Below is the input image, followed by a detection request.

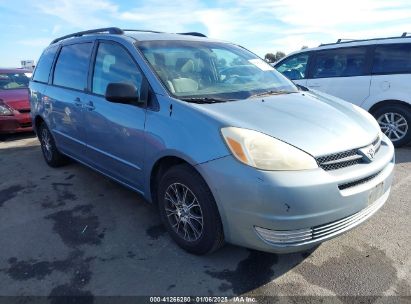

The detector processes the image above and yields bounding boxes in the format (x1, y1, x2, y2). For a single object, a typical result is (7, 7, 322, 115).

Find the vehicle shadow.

(0, 131, 36, 142)
(395, 145, 411, 164)
(0, 144, 315, 298)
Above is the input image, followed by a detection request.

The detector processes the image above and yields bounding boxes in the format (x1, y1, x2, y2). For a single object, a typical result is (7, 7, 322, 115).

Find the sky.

(1, 0, 411, 67)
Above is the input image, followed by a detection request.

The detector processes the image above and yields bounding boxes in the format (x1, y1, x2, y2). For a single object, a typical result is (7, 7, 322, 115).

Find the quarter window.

(33, 45, 58, 83)
(276, 53, 309, 80)
(92, 42, 143, 96)
(53, 43, 93, 91)
(312, 47, 367, 78)
(372, 44, 411, 74)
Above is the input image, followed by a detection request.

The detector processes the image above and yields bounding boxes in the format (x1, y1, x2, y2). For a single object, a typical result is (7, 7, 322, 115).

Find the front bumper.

(0, 112, 32, 134)
(196, 136, 395, 253)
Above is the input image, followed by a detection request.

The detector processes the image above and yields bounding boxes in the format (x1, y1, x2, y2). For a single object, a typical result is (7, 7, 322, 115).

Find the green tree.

(264, 53, 276, 63)
(275, 51, 286, 61)
(265, 52, 286, 63)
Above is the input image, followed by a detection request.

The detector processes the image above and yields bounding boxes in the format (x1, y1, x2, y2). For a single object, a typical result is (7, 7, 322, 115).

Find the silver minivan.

(30, 28, 394, 255)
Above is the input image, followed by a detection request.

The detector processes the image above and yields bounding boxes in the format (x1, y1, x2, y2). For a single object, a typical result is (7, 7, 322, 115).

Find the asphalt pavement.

(0, 133, 410, 303)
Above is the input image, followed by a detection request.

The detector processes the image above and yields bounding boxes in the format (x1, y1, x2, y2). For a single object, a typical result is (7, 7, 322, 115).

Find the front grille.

(316, 149, 362, 170)
(316, 136, 381, 171)
(338, 171, 382, 190)
(18, 109, 31, 113)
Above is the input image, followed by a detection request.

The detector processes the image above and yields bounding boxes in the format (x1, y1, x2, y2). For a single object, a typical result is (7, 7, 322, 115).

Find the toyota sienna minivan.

(30, 28, 394, 255)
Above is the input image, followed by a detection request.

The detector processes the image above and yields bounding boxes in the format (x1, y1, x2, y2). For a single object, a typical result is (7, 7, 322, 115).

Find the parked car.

(30, 28, 394, 255)
(275, 33, 411, 147)
(0, 68, 32, 135)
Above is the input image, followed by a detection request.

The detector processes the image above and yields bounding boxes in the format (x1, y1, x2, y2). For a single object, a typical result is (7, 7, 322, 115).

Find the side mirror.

(105, 83, 142, 105)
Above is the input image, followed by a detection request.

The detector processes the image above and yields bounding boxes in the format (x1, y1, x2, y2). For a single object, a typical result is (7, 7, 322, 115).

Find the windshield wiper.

(180, 97, 235, 104)
(249, 90, 296, 98)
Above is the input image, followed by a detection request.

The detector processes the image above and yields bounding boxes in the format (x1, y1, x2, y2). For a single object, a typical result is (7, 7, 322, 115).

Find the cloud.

(22, 0, 411, 57)
(52, 24, 62, 35)
(35, 0, 118, 28)
(116, 1, 246, 40)
(17, 38, 51, 47)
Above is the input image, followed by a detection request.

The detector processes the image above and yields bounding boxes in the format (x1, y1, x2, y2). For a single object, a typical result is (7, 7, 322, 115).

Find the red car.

(0, 68, 33, 134)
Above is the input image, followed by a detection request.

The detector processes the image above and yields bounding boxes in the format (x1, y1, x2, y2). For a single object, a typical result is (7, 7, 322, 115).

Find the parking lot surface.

(0, 133, 410, 302)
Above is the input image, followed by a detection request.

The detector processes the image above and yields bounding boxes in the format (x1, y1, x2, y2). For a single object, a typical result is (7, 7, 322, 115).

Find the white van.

(274, 33, 411, 147)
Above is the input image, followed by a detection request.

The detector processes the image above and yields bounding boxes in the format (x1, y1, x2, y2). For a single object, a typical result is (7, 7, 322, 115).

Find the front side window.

(138, 41, 297, 101)
(372, 44, 411, 74)
(0, 72, 30, 90)
(275, 53, 309, 80)
(33, 45, 58, 83)
(53, 43, 93, 91)
(92, 42, 143, 96)
(312, 47, 367, 78)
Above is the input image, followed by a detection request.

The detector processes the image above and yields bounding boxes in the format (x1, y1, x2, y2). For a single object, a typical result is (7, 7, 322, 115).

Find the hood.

(193, 92, 379, 157)
(0, 89, 30, 110)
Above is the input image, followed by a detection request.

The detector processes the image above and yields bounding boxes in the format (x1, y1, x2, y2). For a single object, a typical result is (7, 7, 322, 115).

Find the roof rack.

(124, 29, 207, 37)
(336, 38, 358, 43)
(50, 27, 123, 44)
(177, 32, 207, 37)
(123, 29, 164, 34)
(50, 27, 207, 45)
(319, 32, 411, 47)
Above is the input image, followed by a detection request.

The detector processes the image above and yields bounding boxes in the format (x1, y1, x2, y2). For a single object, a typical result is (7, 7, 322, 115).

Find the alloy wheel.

(164, 182, 204, 242)
(377, 112, 408, 142)
(40, 128, 52, 161)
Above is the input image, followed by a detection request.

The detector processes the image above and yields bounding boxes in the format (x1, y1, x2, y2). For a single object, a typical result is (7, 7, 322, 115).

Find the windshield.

(0, 72, 30, 90)
(138, 41, 297, 101)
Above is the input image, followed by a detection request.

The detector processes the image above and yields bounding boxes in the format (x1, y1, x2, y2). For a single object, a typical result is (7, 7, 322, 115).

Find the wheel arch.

(368, 99, 411, 114)
(34, 115, 46, 134)
(149, 155, 198, 206)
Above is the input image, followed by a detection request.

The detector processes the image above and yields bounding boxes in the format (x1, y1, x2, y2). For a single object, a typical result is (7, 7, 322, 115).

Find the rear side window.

(275, 53, 309, 80)
(312, 47, 367, 78)
(372, 44, 411, 74)
(33, 46, 58, 83)
(53, 43, 93, 91)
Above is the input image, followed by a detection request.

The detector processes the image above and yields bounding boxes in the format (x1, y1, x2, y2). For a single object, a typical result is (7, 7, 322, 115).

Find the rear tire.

(158, 164, 224, 255)
(372, 104, 411, 147)
(38, 122, 69, 167)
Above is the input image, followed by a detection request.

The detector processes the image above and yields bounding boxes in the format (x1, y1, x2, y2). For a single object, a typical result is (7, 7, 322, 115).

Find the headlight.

(221, 127, 318, 170)
(0, 104, 13, 116)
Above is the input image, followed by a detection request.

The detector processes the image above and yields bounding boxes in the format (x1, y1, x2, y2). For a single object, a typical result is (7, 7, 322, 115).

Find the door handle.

(84, 101, 95, 111)
(74, 98, 83, 107)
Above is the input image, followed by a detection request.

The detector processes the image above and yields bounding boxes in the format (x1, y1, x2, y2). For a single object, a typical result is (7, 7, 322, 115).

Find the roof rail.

(123, 29, 164, 34)
(50, 27, 124, 45)
(50, 27, 208, 45)
(336, 38, 357, 43)
(124, 29, 207, 37)
(319, 32, 411, 47)
(177, 32, 207, 37)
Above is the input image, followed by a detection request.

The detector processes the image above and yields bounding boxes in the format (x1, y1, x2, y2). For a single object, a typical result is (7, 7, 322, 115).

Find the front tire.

(158, 164, 224, 255)
(373, 104, 411, 147)
(38, 122, 69, 167)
